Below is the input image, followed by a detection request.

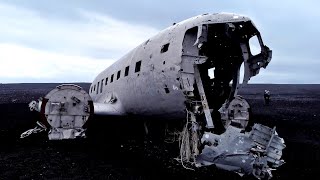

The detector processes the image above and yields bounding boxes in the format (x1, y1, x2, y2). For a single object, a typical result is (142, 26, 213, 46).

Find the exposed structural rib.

(194, 65, 214, 129)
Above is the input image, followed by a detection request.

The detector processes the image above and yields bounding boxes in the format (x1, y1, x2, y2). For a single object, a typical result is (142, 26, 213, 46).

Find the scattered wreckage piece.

(178, 96, 285, 179)
(196, 123, 285, 179)
(20, 121, 47, 138)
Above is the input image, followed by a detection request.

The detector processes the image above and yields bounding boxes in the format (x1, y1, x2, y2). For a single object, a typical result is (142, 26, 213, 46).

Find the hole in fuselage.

(161, 43, 170, 53)
(164, 87, 170, 94)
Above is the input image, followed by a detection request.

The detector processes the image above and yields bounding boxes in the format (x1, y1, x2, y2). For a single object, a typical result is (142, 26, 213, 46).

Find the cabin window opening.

(111, 74, 114, 83)
(97, 82, 100, 94)
(100, 79, 104, 93)
(249, 35, 261, 56)
(94, 85, 96, 91)
(90, 86, 93, 93)
(135, 61, 142, 73)
(125, 66, 129, 76)
(161, 43, 170, 53)
(105, 77, 108, 85)
(117, 70, 121, 80)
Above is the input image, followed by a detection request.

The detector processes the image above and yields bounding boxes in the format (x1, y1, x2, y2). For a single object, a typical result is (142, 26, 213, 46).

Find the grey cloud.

(1, 0, 319, 83)
(0, 0, 248, 28)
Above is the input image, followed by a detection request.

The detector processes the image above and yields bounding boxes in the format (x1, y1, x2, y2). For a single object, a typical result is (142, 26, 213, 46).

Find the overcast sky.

(0, 0, 318, 84)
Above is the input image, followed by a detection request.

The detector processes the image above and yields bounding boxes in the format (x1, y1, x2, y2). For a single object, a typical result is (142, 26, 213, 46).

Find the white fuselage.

(88, 13, 264, 120)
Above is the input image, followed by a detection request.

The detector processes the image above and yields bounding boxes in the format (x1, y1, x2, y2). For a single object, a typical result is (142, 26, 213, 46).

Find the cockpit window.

(249, 35, 261, 56)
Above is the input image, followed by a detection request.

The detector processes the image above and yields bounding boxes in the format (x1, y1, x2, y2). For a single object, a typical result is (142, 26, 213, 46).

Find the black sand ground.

(0, 83, 319, 179)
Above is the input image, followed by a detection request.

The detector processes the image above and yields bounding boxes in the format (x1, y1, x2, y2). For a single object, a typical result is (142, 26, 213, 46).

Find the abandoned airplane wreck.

(22, 13, 285, 179)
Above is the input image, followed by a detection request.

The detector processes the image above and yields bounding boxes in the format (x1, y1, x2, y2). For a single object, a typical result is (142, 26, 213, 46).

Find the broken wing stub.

(196, 124, 285, 179)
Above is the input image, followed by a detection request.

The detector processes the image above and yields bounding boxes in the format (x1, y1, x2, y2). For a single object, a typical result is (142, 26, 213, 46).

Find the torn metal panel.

(250, 124, 286, 168)
(242, 36, 272, 85)
(194, 24, 208, 46)
(194, 65, 214, 129)
(197, 124, 285, 179)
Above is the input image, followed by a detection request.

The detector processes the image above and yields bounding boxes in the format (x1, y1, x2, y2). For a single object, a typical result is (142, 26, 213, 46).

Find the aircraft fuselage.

(89, 13, 271, 123)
